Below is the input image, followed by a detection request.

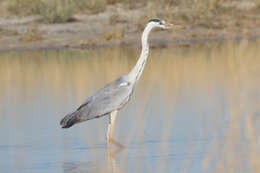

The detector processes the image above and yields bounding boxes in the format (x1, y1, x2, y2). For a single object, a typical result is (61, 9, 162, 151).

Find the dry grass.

(74, 0, 107, 14)
(101, 27, 125, 41)
(109, 12, 127, 25)
(3, 0, 106, 22)
(6, 0, 43, 16)
(39, 0, 76, 23)
(1, 0, 260, 29)
(136, 0, 260, 30)
(0, 27, 18, 38)
(79, 39, 98, 47)
(19, 25, 43, 42)
(5, 0, 76, 23)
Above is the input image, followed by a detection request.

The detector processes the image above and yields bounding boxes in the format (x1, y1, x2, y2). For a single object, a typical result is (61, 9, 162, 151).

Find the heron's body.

(60, 75, 133, 128)
(60, 18, 185, 145)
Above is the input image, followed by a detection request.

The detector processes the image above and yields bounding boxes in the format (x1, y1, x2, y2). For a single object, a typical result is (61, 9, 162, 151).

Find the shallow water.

(1, 39, 260, 173)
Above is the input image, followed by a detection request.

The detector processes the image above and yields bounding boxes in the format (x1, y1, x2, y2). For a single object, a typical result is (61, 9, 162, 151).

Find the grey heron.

(60, 18, 185, 145)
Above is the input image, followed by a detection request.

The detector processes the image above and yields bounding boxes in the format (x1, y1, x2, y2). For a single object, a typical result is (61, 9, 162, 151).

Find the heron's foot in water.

(107, 137, 125, 149)
(107, 138, 126, 161)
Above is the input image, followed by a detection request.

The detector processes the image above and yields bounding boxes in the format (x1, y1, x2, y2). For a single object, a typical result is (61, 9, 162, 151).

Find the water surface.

(1, 40, 260, 173)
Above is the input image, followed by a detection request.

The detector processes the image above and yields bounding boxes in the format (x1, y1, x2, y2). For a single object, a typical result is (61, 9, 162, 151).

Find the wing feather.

(75, 76, 132, 121)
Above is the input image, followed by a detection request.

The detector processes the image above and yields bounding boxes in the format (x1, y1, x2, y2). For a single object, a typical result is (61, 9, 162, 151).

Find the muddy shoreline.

(0, 33, 259, 53)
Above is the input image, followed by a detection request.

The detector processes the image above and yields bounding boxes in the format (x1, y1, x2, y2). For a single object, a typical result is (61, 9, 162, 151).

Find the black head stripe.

(149, 18, 161, 23)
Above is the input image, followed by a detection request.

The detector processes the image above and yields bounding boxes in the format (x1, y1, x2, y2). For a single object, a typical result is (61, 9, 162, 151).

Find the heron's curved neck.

(128, 24, 154, 83)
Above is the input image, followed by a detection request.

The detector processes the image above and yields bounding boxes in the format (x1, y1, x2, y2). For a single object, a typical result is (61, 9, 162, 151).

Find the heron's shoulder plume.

(149, 18, 161, 23)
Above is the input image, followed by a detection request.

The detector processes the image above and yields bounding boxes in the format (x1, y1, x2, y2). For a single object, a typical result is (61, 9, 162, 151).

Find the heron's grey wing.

(76, 76, 133, 121)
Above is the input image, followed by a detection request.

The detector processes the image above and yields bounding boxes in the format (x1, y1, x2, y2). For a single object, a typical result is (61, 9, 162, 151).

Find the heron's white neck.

(128, 23, 154, 83)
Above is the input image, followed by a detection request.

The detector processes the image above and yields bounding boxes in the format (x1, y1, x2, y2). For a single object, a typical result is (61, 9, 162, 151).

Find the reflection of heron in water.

(60, 18, 185, 147)
(63, 146, 125, 173)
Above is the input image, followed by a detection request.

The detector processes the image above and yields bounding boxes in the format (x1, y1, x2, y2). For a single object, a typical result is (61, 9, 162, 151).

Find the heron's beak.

(164, 23, 185, 30)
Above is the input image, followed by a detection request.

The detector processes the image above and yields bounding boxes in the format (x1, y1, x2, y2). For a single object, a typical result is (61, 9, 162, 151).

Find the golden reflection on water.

(0, 39, 260, 172)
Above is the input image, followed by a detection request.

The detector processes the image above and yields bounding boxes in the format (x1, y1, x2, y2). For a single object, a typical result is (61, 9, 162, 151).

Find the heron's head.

(148, 18, 185, 30)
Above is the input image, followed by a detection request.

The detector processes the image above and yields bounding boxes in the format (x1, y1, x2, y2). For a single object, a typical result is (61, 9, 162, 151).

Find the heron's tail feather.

(60, 111, 80, 128)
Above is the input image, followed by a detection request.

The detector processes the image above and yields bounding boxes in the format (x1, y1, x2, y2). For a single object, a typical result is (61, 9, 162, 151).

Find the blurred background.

(0, 0, 260, 50)
(0, 0, 260, 173)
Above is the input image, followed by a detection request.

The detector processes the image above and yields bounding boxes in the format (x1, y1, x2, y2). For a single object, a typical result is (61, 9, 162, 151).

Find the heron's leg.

(106, 110, 118, 143)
